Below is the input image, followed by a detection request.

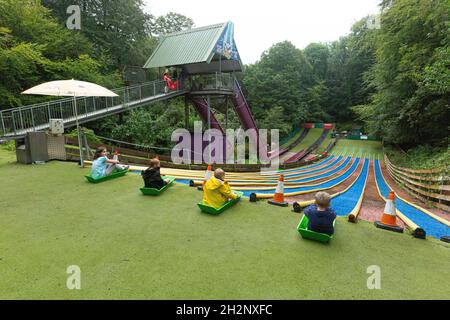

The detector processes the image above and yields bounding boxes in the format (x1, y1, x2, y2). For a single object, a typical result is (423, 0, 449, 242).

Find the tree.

(353, 0, 450, 146)
(41, 0, 154, 67)
(258, 106, 291, 135)
(41, 2, 195, 68)
(0, 0, 121, 110)
(304, 43, 329, 81)
(151, 12, 194, 36)
(320, 16, 378, 124)
(111, 98, 186, 149)
(242, 41, 317, 132)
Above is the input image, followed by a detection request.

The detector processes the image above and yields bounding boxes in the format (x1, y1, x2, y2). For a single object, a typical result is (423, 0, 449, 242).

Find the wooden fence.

(384, 155, 450, 212)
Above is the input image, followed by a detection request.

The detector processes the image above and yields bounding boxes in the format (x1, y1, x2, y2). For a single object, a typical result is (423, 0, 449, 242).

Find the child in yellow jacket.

(203, 168, 238, 208)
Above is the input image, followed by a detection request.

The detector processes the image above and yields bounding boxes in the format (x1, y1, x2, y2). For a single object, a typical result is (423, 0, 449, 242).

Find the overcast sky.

(144, 0, 381, 64)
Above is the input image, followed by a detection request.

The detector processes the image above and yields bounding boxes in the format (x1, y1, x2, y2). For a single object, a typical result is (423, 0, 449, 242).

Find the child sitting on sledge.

(141, 158, 170, 190)
(91, 146, 129, 179)
(303, 192, 336, 236)
(203, 168, 238, 209)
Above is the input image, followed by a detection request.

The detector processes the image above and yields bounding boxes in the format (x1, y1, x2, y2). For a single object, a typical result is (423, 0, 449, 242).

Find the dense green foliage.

(353, 0, 449, 147)
(41, 1, 194, 68)
(151, 12, 195, 36)
(0, 0, 122, 109)
(385, 144, 450, 170)
(41, 0, 154, 68)
(66, 127, 102, 144)
(0, 139, 15, 151)
(111, 99, 186, 149)
(242, 41, 320, 135)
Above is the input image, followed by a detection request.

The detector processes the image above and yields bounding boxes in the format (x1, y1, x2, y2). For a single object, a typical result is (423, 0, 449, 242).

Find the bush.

(0, 140, 15, 151)
(66, 127, 102, 144)
(385, 144, 449, 170)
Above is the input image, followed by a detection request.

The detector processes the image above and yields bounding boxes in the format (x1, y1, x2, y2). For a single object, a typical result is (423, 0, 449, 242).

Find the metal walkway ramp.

(0, 80, 185, 138)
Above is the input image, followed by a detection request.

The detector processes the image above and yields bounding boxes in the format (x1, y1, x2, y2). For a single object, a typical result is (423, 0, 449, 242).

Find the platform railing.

(190, 72, 235, 91)
(0, 79, 182, 138)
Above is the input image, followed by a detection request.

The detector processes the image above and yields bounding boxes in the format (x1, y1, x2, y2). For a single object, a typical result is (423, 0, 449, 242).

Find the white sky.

(144, 0, 381, 64)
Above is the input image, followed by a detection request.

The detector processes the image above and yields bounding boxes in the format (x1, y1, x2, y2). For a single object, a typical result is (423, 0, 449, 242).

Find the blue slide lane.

(282, 156, 344, 179)
(140, 157, 345, 187)
(238, 157, 349, 185)
(279, 156, 336, 173)
(174, 179, 192, 185)
(374, 160, 450, 239)
(287, 157, 351, 183)
(178, 156, 344, 186)
(240, 158, 361, 196)
(225, 156, 346, 184)
(331, 158, 369, 216)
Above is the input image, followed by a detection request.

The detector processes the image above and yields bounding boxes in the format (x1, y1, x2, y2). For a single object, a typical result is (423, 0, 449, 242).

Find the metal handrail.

(190, 72, 235, 91)
(0, 79, 183, 137)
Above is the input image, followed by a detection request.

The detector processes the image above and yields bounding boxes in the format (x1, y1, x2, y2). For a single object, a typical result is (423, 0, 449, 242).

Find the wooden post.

(184, 94, 189, 130)
(207, 95, 211, 131)
(225, 96, 228, 131)
(1, 112, 6, 136)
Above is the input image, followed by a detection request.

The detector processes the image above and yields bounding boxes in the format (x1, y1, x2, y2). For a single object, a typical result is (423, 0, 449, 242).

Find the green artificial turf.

(331, 139, 383, 159)
(316, 133, 333, 154)
(290, 128, 323, 153)
(281, 129, 302, 148)
(0, 148, 449, 299)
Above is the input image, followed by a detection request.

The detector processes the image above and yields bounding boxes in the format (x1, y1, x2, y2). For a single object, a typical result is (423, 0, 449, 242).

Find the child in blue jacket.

(304, 192, 336, 236)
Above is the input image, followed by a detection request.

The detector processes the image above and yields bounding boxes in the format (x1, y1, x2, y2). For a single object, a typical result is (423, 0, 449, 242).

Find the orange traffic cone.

(268, 174, 288, 207)
(375, 191, 404, 233)
(197, 164, 213, 190)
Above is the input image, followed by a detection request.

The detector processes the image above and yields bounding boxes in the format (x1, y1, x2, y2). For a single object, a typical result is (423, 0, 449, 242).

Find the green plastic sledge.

(297, 215, 336, 243)
(85, 169, 128, 183)
(197, 191, 243, 215)
(140, 176, 176, 196)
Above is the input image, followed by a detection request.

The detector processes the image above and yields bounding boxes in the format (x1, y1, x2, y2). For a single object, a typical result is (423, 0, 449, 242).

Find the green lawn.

(0, 148, 449, 299)
(331, 139, 383, 159)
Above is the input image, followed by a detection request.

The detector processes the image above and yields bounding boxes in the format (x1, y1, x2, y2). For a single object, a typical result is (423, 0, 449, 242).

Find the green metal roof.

(143, 22, 243, 74)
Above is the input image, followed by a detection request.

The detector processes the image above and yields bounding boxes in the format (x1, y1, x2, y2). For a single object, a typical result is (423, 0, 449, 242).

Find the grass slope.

(0, 149, 449, 299)
(332, 139, 383, 159)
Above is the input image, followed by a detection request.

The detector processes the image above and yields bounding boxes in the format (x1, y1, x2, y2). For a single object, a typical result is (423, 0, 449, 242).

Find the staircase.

(0, 80, 185, 138)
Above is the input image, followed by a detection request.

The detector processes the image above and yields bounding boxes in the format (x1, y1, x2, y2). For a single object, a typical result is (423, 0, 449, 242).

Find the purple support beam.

(190, 96, 224, 134)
